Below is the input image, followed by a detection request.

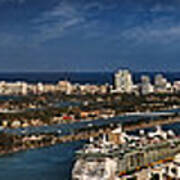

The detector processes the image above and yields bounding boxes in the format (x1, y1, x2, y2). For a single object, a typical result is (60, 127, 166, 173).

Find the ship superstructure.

(72, 125, 180, 180)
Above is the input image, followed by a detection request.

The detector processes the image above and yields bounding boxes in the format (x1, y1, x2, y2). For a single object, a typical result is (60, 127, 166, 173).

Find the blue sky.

(0, 0, 180, 72)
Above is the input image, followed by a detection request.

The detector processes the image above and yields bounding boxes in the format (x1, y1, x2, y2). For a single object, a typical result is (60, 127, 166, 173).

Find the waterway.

(0, 140, 85, 180)
(0, 109, 180, 180)
(0, 123, 180, 180)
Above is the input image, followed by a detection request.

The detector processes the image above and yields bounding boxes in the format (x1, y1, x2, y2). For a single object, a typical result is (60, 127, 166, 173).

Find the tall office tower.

(114, 69, 133, 93)
(141, 75, 154, 95)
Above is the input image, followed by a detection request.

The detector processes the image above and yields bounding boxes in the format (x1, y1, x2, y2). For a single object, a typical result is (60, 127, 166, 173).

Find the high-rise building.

(154, 74, 172, 93)
(140, 75, 154, 95)
(114, 69, 133, 93)
(155, 74, 167, 89)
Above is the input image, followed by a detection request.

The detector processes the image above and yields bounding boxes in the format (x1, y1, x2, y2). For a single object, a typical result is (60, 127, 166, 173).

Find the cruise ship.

(72, 125, 180, 180)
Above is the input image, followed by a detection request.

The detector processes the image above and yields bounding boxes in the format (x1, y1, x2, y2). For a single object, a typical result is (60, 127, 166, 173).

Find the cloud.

(31, 1, 85, 42)
(2, 0, 180, 47)
(30, 0, 180, 46)
(149, 4, 176, 13)
(0, 0, 117, 47)
(30, 0, 117, 43)
(121, 15, 180, 45)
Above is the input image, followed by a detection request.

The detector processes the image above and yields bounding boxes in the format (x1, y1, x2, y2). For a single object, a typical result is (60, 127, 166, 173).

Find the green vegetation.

(0, 92, 179, 128)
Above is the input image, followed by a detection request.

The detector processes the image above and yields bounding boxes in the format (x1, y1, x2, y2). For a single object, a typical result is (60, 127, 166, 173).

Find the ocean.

(0, 72, 179, 84)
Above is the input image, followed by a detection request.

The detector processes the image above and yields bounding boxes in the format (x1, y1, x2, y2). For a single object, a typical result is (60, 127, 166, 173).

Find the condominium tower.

(114, 69, 133, 93)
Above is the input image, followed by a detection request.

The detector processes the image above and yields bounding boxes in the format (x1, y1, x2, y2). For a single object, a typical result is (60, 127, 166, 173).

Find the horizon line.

(0, 70, 179, 73)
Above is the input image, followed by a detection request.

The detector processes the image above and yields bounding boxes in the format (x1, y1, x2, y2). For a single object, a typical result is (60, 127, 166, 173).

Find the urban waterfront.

(1, 0, 180, 179)
(0, 122, 179, 180)
(0, 71, 178, 179)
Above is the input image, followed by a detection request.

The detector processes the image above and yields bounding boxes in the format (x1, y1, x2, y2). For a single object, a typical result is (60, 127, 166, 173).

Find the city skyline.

(0, 0, 180, 72)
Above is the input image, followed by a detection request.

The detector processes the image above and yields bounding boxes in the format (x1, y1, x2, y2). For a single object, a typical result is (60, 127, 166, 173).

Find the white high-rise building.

(155, 74, 167, 90)
(141, 75, 154, 95)
(154, 74, 172, 93)
(114, 69, 133, 93)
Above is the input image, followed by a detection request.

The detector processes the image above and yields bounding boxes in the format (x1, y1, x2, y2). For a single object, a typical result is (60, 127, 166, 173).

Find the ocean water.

(0, 141, 85, 180)
(0, 72, 179, 84)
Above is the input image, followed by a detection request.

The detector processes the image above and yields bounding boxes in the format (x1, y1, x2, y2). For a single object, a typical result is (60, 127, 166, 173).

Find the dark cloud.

(0, 0, 179, 71)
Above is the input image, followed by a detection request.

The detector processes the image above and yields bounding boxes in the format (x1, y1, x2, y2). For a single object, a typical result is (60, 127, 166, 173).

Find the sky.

(0, 0, 180, 72)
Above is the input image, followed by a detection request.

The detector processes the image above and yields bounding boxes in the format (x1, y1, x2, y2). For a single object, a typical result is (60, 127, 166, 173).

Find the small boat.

(87, 123, 93, 127)
(57, 130, 62, 134)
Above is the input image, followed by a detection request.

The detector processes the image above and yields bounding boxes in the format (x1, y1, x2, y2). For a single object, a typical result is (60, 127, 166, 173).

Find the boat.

(72, 125, 180, 180)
